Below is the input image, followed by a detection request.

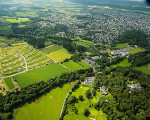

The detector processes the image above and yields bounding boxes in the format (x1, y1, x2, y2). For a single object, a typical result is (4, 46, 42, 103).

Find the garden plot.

(0, 42, 53, 76)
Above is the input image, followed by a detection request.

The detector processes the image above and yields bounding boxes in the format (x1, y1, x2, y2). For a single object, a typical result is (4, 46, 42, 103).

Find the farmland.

(47, 48, 72, 62)
(4, 77, 15, 90)
(0, 42, 53, 76)
(41, 45, 62, 54)
(16, 11, 39, 18)
(63, 60, 91, 71)
(14, 63, 70, 88)
(14, 81, 77, 120)
(64, 83, 107, 120)
(75, 40, 94, 48)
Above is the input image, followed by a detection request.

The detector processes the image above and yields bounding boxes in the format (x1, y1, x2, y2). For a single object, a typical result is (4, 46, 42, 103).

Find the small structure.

(92, 56, 100, 60)
(84, 58, 96, 67)
(127, 84, 143, 91)
(84, 77, 95, 86)
(101, 86, 108, 95)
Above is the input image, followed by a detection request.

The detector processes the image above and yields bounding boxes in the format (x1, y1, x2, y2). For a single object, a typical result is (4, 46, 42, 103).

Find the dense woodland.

(93, 66, 150, 120)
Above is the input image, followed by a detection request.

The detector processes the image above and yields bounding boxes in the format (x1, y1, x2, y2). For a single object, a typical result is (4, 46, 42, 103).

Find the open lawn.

(64, 83, 107, 120)
(4, 77, 15, 90)
(6, 18, 29, 23)
(14, 81, 77, 120)
(16, 12, 38, 17)
(135, 66, 150, 75)
(147, 53, 150, 57)
(129, 47, 145, 54)
(47, 48, 72, 62)
(63, 60, 91, 71)
(115, 43, 127, 49)
(75, 40, 94, 48)
(14, 63, 70, 88)
(41, 45, 62, 54)
(111, 59, 131, 68)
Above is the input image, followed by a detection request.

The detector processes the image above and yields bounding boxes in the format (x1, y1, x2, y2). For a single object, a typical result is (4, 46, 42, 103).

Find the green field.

(111, 59, 131, 68)
(41, 45, 63, 54)
(75, 40, 94, 48)
(129, 47, 145, 54)
(6, 18, 29, 23)
(16, 11, 38, 17)
(14, 63, 70, 88)
(63, 60, 91, 71)
(47, 48, 72, 62)
(115, 43, 127, 49)
(4, 77, 15, 90)
(135, 66, 150, 75)
(64, 83, 107, 120)
(14, 81, 77, 120)
(147, 53, 150, 57)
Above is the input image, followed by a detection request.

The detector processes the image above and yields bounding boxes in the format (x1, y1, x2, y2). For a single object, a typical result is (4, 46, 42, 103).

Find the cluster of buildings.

(111, 50, 129, 57)
(127, 84, 144, 91)
(84, 58, 96, 67)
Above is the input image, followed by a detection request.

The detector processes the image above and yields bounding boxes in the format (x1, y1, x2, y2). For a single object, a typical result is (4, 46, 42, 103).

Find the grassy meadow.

(135, 66, 150, 75)
(41, 45, 62, 54)
(16, 11, 38, 17)
(64, 83, 107, 120)
(75, 40, 94, 48)
(47, 48, 72, 62)
(14, 63, 70, 88)
(14, 81, 77, 120)
(4, 77, 15, 90)
(6, 18, 29, 23)
(115, 43, 127, 49)
(129, 47, 145, 54)
(111, 59, 131, 68)
(63, 60, 91, 71)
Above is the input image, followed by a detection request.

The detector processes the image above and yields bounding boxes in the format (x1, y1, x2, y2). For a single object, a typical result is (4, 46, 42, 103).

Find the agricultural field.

(14, 81, 77, 120)
(128, 47, 146, 54)
(75, 40, 94, 48)
(41, 45, 63, 54)
(115, 43, 127, 49)
(14, 63, 70, 88)
(135, 66, 150, 75)
(64, 83, 107, 120)
(6, 18, 30, 23)
(111, 59, 131, 68)
(0, 42, 53, 76)
(47, 48, 72, 62)
(63, 60, 91, 71)
(147, 53, 150, 57)
(4, 77, 15, 90)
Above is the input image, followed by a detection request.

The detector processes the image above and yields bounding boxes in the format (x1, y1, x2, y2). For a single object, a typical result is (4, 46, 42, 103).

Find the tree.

(83, 108, 90, 117)
(78, 95, 84, 101)
(85, 89, 92, 99)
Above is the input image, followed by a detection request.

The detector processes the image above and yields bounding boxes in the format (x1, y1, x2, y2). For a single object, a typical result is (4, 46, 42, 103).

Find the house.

(127, 84, 143, 91)
(92, 56, 100, 60)
(101, 86, 108, 95)
(84, 77, 95, 86)
(84, 58, 96, 67)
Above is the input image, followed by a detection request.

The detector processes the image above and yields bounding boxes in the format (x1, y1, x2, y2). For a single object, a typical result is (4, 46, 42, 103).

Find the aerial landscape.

(0, 0, 150, 120)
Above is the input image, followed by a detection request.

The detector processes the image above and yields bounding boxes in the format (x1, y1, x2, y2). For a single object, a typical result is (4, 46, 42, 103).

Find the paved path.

(19, 54, 28, 71)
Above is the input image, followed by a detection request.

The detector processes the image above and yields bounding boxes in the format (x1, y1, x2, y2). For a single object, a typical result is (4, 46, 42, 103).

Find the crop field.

(41, 45, 62, 54)
(14, 81, 77, 120)
(129, 47, 146, 54)
(64, 83, 107, 120)
(0, 42, 53, 76)
(75, 40, 94, 48)
(135, 66, 150, 75)
(111, 59, 131, 68)
(63, 60, 91, 71)
(47, 48, 72, 62)
(6, 18, 29, 23)
(14, 63, 70, 88)
(115, 43, 127, 49)
(4, 77, 15, 90)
